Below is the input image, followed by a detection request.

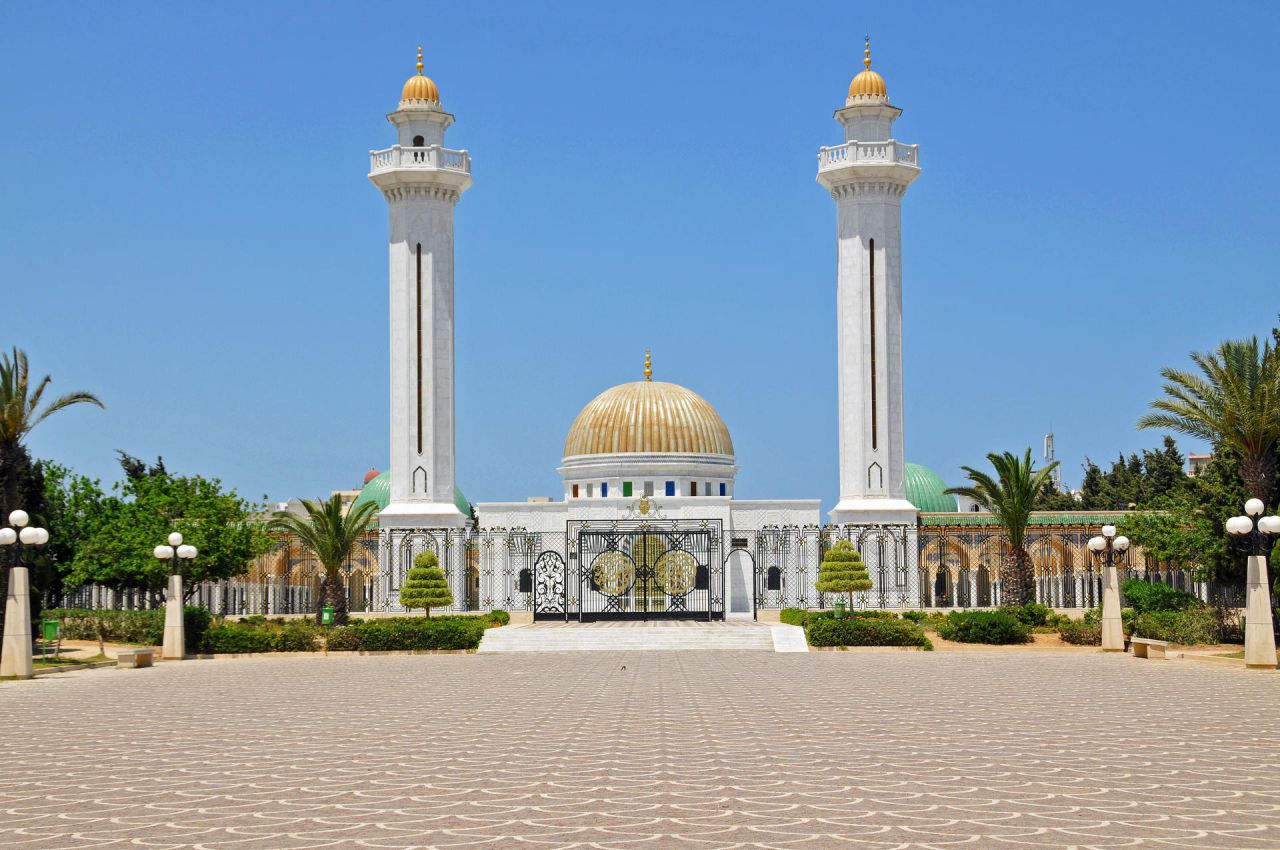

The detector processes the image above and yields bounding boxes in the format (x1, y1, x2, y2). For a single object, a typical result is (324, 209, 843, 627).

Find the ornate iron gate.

(561, 521, 723, 621)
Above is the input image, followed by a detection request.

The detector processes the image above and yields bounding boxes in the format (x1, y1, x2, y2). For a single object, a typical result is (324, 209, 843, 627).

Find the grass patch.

(33, 654, 110, 668)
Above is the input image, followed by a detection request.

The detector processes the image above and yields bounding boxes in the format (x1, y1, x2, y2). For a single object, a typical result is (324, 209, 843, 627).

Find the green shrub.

(201, 624, 274, 654)
(273, 622, 321, 652)
(46, 606, 213, 647)
(806, 617, 930, 648)
(349, 616, 486, 651)
(1058, 620, 1101, 645)
(1122, 580, 1202, 614)
(1131, 608, 1221, 645)
(779, 608, 808, 626)
(815, 540, 873, 607)
(324, 625, 362, 651)
(938, 611, 1032, 644)
(900, 610, 928, 623)
(851, 609, 898, 619)
(1002, 602, 1053, 627)
(400, 552, 454, 615)
(487, 610, 510, 626)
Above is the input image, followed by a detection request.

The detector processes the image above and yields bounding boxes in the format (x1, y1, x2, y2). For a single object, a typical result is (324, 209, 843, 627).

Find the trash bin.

(321, 607, 334, 626)
(833, 601, 847, 619)
(42, 620, 60, 642)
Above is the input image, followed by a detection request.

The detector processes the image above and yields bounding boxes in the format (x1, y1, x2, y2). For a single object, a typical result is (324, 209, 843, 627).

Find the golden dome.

(564, 379, 734, 458)
(401, 45, 441, 103)
(848, 36, 887, 99)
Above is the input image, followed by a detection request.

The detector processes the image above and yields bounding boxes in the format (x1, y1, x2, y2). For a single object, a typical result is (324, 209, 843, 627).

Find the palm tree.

(269, 494, 379, 625)
(0, 347, 104, 508)
(945, 449, 1059, 606)
(1138, 337, 1280, 503)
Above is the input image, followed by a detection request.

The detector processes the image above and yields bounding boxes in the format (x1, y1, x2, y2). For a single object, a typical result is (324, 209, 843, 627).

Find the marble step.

(478, 625, 780, 653)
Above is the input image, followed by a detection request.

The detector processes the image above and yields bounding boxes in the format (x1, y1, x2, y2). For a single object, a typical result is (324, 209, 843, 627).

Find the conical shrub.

(400, 551, 454, 616)
(815, 539, 873, 610)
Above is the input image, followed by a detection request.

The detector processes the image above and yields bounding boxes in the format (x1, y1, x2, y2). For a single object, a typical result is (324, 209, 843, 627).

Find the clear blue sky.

(3, 2, 1278, 512)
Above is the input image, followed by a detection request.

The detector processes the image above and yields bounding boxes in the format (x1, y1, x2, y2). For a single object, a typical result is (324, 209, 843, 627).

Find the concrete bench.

(116, 649, 154, 669)
(1131, 637, 1169, 660)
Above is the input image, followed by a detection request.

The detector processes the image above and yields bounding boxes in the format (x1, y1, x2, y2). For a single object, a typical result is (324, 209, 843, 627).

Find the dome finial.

(416, 44, 424, 75)
(644, 349, 652, 382)
(864, 34, 872, 70)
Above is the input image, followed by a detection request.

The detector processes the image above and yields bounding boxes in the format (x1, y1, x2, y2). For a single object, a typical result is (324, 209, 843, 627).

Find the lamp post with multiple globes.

(153, 532, 197, 660)
(0, 510, 50, 679)
(1087, 524, 1130, 652)
(1226, 499, 1280, 670)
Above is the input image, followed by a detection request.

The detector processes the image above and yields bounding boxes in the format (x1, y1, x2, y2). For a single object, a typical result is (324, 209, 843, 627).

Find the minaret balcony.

(816, 140, 920, 188)
(369, 145, 473, 194)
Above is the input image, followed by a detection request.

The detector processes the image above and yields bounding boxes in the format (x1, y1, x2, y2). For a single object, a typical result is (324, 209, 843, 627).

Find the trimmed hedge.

(1131, 608, 1221, 645)
(202, 623, 275, 653)
(487, 610, 511, 627)
(806, 617, 932, 649)
(46, 606, 212, 650)
(779, 608, 807, 627)
(1122, 579, 1202, 614)
(349, 616, 487, 651)
(1058, 619, 1102, 646)
(938, 611, 1032, 644)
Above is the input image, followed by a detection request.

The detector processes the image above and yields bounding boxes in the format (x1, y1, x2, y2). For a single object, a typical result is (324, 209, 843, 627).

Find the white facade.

(369, 87, 472, 528)
(817, 83, 921, 525)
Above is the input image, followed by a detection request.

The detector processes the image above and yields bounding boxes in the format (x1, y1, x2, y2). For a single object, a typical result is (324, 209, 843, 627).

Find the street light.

(0, 509, 49, 679)
(153, 532, 197, 660)
(1226, 499, 1280, 670)
(1087, 524, 1130, 652)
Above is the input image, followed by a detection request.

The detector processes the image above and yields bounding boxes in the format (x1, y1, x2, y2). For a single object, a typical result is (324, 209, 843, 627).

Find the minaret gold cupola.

(400, 45, 442, 107)
(847, 36, 888, 103)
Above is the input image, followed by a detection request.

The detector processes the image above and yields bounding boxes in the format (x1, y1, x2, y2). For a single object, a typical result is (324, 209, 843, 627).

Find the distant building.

(1188, 453, 1212, 477)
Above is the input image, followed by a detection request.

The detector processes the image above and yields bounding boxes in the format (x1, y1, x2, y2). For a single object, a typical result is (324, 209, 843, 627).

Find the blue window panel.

(665, 481, 675, 497)
(601, 482, 608, 497)
(719, 483, 726, 496)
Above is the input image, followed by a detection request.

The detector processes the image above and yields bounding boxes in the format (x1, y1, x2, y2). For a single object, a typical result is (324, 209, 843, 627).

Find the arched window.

(518, 568, 532, 594)
(766, 566, 782, 591)
(412, 134, 425, 147)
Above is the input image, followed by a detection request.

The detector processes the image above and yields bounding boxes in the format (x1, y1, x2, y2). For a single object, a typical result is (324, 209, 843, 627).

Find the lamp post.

(0, 510, 49, 679)
(1226, 499, 1280, 670)
(1088, 524, 1130, 652)
(153, 533, 197, 660)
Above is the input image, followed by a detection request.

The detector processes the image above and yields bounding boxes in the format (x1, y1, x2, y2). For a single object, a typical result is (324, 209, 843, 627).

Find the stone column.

(1101, 559, 1124, 652)
(1244, 554, 1277, 669)
(1, 566, 33, 679)
(162, 573, 185, 660)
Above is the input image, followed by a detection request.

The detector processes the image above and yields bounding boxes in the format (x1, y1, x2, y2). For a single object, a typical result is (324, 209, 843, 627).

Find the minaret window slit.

(416, 243, 423, 457)
(869, 238, 878, 451)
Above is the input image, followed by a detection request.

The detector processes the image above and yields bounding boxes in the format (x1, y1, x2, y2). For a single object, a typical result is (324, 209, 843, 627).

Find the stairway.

(478, 622, 798, 653)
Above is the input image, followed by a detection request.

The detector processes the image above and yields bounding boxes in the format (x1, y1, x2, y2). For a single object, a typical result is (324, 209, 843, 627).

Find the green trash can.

(833, 601, 847, 619)
(42, 620, 60, 641)
(321, 607, 334, 626)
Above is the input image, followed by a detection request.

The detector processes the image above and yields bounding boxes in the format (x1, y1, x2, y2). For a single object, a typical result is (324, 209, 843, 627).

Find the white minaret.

(369, 47, 473, 528)
(817, 39, 921, 525)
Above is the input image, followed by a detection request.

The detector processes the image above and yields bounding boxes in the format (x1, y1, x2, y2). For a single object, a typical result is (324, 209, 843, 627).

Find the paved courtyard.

(2, 651, 1279, 849)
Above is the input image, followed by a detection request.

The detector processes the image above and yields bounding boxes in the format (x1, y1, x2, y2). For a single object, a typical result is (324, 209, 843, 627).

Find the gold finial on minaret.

(416, 45, 424, 74)
(864, 35, 872, 70)
(643, 350, 652, 382)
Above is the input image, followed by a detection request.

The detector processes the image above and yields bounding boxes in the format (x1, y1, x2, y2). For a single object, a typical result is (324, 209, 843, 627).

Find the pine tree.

(815, 540, 873, 611)
(400, 551, 453, 617)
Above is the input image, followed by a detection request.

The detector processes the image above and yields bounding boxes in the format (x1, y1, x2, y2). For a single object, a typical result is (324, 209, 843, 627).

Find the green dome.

(905, 463, 957, 512)
(351, 471, 471, 517)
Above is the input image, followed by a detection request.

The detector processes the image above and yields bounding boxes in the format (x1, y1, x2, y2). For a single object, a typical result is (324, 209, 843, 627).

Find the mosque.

(209, 43, 1199, 621)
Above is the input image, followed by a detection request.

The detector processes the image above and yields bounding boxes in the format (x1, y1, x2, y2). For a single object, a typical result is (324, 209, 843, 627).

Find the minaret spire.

(643, 350, 653, 381)
(864, 35, 872, 70)
(416, 44, 424, 75)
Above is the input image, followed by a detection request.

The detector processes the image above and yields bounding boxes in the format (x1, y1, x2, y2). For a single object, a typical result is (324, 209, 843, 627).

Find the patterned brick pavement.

(2, 651, 1279, 849)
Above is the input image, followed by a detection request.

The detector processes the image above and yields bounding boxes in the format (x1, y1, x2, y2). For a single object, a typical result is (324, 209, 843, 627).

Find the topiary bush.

(1131, 608, 1221, 645)
(487, 610, 510, 626)
(806, 617, 931, 649)
(779, 608, 808, 627)
(1122, 580, 1202, 614)
(938, 610, 1032, 644)
(400, 551, 454, 616)
(201, 624, 275, 654)
(1058, 619, 1102, 645)
(815, 540, 873, 609)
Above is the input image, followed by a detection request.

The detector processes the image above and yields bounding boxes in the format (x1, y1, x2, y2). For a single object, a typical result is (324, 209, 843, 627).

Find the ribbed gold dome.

(564, 381, 734, 458)
(401, 46, 441, 103)
(848, 68, 887, 98)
